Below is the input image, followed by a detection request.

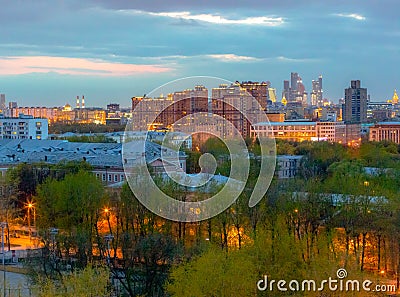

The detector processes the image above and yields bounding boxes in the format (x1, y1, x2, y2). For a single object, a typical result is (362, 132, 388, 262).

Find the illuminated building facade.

(131, 86, 209, 131)
(369, 122, 400, 144)
(251, 121, 360, 145)
(240, 81, 269, 110)
(212, 83, 260, 138)
(311, 75, 323, 107)
(5, 103, 107, 125)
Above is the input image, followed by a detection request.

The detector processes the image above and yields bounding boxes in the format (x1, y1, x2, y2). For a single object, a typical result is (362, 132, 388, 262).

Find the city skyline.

(0, 0, 399, 106)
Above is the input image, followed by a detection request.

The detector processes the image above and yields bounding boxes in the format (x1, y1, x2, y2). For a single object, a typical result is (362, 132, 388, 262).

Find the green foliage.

(327, 159, 365, 179)
(167, 245, 258, 297)
(359, 141, 400, 168)
(34, 170, 106, 270)
(49, 122, 125, 134)
(200, 137, 229, 157)
(182, 148, 201, 173)
(34, 266, 111, 297)
(276, 139, 298, 155)
(36, 170, 105, 230)
(296, 141, 348, 178)
(62, 135, 116, 143)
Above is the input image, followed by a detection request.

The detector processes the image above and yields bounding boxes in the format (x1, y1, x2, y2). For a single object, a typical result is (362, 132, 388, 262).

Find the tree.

(34, 265, 111, 297)
(34, 170, 106, 275)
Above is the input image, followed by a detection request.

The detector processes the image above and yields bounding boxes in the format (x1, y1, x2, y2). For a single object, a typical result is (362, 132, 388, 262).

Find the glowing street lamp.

(104, 207, 112, 235)
(26, 200, 36, 241)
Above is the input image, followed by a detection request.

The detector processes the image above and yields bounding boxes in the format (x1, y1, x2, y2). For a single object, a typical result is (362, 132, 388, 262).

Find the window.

(114, 175, 118, 182)
(120, 174, 124, 181)
(102, 174, 106, 181)
(108, 174, 112, 182)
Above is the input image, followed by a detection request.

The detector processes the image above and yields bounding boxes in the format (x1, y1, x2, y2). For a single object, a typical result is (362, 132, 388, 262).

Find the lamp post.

(104, 234, 114, 265)
(27, 202, 35, 242)
(1, 222, 8, 297)
(104, 208, 113, 236)
(49, 228, 58, 269)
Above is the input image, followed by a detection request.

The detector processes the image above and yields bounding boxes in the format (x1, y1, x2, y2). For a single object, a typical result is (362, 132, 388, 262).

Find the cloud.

(120, 10, 285, 26)
(276, 56, 319, 63)
(334, 13, 366, 21)
(0, 56, 172, 76)
(139, 54, 261, 63)
(206, 54, 261, 62)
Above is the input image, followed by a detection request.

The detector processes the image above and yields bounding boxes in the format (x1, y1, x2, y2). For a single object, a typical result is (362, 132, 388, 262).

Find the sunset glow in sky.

(0, 0, 398, 107)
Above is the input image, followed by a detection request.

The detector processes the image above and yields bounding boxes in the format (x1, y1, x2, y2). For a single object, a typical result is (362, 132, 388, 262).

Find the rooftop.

(0, 139, 185, 168)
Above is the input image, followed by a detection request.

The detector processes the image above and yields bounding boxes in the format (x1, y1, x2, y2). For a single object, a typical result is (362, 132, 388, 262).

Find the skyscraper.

(283, 72, 307, 105)
(282, 80, 290, 102)
(343, 80, 368, 123)
(311, 75, 323, 106)
(290, 72, 299, 101)
(0, 94, 5, 111)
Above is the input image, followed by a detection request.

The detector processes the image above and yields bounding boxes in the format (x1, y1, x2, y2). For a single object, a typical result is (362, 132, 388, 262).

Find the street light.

(49, 228, 58, 269)
(26, 201, 35, 242)
(104, 234, 114, 265)
(1, 222, 8, 297)
(104, 208, 113, 235)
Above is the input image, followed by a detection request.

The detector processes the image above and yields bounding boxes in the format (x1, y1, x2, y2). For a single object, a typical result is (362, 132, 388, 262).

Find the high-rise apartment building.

(343, 80, 368, 123)
(240, 81, 269, 110)
(212, 83, 264, 138)
(131, 86, 209, 131)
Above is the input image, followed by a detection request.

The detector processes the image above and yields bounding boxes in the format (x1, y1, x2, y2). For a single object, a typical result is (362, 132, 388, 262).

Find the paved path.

(0, 271, 31, 297)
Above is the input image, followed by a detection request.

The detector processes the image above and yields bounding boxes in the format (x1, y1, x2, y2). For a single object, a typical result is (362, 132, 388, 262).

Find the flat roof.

(375, 122, 400, 125)
(255, 121, 316, 126)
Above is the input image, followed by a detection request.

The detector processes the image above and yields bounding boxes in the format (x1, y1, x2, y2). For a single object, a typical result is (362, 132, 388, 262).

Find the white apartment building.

(0, 114, 48, 140)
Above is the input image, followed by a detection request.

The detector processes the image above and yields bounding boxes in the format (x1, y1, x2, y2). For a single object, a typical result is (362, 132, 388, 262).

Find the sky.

(0, 0, 399, 107)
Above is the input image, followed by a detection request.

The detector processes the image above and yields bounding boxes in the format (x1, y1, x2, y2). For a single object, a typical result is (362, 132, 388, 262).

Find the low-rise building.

(0, 139, 186, 185)
(251, 121, 360, 145)
(369, 122, 400, 143)
(276, 155, 303, 178)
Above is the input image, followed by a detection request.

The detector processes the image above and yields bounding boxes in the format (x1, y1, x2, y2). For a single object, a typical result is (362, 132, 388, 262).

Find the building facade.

(311, 75, 323, 107)
(277, 155, 303, 178)
(131, 86, 209, 131)
(251, 121, 360, 145)
(344, 80, 368, 123)
(240, 81, 269, 110)
(369, 122, 400, 143)
(0, 114, 48, 140)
